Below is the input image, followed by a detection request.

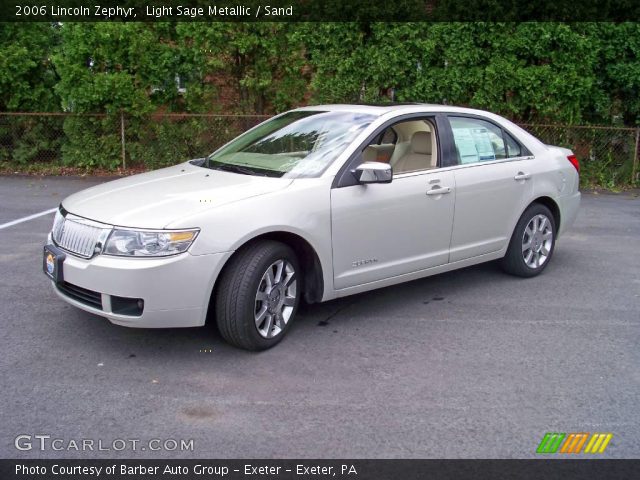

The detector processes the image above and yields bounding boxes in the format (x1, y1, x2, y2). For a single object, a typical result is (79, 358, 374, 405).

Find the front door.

(331, 169, 456, 290)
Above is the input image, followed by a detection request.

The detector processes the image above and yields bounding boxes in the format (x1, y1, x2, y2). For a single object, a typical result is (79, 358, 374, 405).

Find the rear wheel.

(500, 203, 556, 277)
(215, 241, 300, 351)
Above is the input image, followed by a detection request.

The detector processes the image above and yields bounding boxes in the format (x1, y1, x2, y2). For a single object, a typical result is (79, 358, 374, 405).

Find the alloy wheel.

(522, 214, 553, 269)
(254, 259, 297, 338)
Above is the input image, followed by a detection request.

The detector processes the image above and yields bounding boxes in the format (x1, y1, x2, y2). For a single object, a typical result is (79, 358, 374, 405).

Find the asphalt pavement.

(0, 175, 638, 459)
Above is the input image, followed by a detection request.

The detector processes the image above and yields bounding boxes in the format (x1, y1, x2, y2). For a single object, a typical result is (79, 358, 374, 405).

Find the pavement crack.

(318, 301, 355, 327)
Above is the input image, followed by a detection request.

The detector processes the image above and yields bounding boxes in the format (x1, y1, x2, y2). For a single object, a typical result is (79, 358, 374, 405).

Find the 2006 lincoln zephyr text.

(44, 104, 580, 350)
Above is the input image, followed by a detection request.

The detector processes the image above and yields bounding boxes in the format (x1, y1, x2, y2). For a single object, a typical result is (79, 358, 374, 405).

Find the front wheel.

(215, 241, 300, 351)
(500, 203, 556, 277)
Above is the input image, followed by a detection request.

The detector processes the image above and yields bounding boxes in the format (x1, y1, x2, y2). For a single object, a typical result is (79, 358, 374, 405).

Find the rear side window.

(505, 131, 522, 158)
(449, 117, 506, 164)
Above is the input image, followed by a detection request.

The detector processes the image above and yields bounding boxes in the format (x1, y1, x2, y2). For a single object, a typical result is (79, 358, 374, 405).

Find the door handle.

(514, 172, 531, 181)
(426, 186, 452, 196)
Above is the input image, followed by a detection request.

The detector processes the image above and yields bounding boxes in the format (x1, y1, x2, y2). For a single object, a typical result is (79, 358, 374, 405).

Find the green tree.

(0, 23, 61, 165)
(300, 22, 607, 124)
(52, 22, 203, 168)
(178, 23, 308, 113)
(587, 22, 640, 125)
(53, 23, 175, 114)
(0, 23, 59, 111)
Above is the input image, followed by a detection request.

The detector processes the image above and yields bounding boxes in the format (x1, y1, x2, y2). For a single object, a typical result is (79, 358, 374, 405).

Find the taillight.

(567, 154, 579, 173)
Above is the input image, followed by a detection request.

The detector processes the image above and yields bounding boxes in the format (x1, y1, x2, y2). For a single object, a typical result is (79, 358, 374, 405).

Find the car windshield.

(204, 111, 376, 178)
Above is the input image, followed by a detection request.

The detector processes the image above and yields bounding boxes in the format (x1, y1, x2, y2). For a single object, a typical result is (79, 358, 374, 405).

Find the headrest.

(362, 146, 378, 163)
(411, 131, 432, 155)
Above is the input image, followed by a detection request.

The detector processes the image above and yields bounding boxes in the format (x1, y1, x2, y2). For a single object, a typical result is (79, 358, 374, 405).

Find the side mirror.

(352, 162, 393, 184)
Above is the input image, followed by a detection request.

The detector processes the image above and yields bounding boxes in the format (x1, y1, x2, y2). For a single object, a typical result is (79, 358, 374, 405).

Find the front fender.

(178, 178, 335, 302)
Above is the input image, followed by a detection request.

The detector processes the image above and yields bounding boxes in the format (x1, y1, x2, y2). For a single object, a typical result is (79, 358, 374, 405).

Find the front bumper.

(47, 234, 232, 328)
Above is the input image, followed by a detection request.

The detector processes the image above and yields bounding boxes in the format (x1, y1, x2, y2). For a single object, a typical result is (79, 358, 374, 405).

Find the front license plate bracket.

(43, 245, 66, 284)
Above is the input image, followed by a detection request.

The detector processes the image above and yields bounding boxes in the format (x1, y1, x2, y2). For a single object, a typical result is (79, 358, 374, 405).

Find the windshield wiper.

(212, 163, 257, 176)
(205, 159, 279, 177)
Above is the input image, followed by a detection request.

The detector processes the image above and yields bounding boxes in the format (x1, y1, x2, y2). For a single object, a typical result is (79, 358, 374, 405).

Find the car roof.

(292, 103, 547, 153)
(293, 103, 495, 117)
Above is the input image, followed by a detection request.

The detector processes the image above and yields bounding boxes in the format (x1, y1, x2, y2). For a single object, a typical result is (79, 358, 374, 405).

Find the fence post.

(120, 111, 126, 170)
(634, 128, 639, 185)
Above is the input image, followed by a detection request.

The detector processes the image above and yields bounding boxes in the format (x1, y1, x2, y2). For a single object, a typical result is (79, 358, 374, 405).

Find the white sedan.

(44, 104, 580, 350)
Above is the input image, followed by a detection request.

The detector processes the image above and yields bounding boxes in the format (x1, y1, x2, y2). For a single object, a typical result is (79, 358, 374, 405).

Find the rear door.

(445, 115, 534, 262)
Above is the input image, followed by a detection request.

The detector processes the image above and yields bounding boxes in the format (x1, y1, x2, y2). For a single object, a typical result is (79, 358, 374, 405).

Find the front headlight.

(51, 209, 64, 241)
(103, 229, 199, 257)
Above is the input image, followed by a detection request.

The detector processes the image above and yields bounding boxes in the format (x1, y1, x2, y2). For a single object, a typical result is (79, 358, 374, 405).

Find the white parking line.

(0, 208, 57, 230)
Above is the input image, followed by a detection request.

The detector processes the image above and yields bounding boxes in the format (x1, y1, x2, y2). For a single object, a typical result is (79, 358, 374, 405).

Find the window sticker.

(452, 127, 496, 164)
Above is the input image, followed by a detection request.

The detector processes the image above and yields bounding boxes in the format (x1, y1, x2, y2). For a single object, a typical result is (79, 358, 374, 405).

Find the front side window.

(359, 118, 438, 174)
(377, 127, 398, 145)
(204, 111, 376, 178)
(449, 117, 507, 165)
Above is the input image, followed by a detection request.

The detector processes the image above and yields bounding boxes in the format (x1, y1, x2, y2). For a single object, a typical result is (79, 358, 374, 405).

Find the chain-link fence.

(0, 112, 270, 172)
(518, 123, 639, 188)
(1, 112, 638, 187)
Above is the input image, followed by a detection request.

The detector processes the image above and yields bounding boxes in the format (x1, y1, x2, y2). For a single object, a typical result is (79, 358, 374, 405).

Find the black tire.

(215, 240, 301, 351)
(500, 203, 556, 278)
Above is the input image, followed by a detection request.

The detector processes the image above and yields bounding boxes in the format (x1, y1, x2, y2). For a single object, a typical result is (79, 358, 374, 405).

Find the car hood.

(62, 162, 293, 228)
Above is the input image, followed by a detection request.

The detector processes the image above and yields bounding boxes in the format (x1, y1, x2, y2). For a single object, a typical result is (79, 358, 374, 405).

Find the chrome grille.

(52, 210, 108, 258)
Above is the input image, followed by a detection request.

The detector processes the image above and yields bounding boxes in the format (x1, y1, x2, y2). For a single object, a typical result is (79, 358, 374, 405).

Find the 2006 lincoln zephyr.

(44, 104, 580, 350)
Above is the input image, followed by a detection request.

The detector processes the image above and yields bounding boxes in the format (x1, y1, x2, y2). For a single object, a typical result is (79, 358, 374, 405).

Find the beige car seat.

(362, 144, 394, 163)
(393, 131, 436, 173)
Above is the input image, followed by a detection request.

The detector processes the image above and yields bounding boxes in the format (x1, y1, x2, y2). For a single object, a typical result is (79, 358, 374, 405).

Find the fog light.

(111, 296, 144, 316)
